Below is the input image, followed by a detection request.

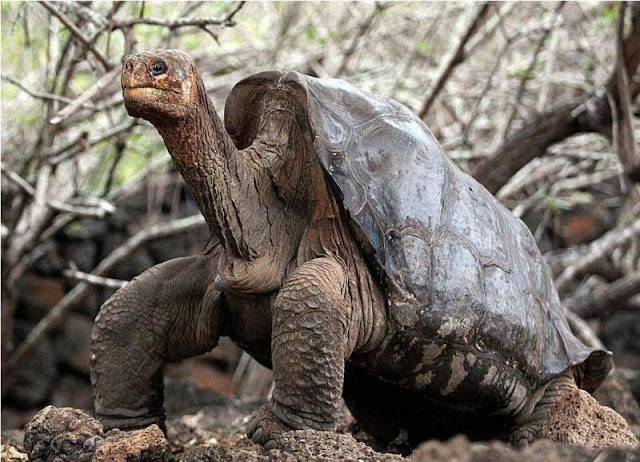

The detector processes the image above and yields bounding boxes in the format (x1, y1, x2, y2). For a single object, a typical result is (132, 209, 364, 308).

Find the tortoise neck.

(153, 82, 245, 255)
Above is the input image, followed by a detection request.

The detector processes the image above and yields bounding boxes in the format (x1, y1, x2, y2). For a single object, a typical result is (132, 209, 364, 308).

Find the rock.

(177, 430, 404, 462)
(93, 425, 168, 462)
(538, 387, 638, 448)
(410, 435, 639, 462)
(23, 406, 169, 462)
(593, 372, 640, 439)
(1, 440, 28, 462)
(23, 405, 103, 461)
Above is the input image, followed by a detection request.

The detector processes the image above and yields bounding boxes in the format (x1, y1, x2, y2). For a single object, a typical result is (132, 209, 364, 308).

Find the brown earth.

(10, 396, 639, 462)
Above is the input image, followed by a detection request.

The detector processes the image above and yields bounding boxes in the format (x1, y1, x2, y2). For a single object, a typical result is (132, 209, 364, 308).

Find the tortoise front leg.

(91, 252, 225, 432)
(247, 257, 351, 448)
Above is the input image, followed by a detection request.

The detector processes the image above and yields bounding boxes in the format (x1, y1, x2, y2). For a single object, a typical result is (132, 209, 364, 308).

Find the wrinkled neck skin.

(152, 82, 311, 294)
(152, 81, 387, 355)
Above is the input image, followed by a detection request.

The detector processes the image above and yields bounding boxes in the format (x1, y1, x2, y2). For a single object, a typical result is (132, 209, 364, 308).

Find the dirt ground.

(3, 385, 639, 462)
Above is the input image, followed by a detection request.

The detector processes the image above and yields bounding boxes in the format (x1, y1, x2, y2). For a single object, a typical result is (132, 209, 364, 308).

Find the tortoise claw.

(246, 403, 291, 448)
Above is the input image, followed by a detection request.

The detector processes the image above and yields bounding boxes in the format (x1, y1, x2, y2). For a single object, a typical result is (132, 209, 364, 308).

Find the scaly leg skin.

(91, 251, 224, 432)
(509, 370, 638, 448)
(509, 372, 574, 447)
(247, 257, 351, 449)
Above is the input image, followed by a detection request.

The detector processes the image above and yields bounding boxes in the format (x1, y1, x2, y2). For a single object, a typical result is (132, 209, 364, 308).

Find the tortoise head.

(121, 49, 203, 121)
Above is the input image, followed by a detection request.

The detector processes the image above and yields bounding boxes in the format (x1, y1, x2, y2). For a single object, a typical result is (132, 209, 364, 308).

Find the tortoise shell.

(224, 70, 611, 395)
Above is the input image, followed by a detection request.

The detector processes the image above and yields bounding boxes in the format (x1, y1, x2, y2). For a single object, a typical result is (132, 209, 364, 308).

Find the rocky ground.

(3, 383, 639, 462)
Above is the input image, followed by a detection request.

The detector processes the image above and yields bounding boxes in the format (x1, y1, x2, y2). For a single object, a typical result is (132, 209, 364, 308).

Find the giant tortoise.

(91, 49, 635, 450)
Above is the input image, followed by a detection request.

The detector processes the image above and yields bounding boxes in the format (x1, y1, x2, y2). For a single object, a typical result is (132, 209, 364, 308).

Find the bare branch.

(498, 2, 565, 140)
(610, 2, 640, 180)
(418, 2, 491, 120)
(112, 1, 245, 30)
(1, 73, 89, 107)
(474, 2, 640, 194)
(41, 1, 114, 70)
(0, 163, 115, 218)
(567, 272, 640, 319)
(63, 268, 128, 289)
(336, 2, 389, 77)
(555, 217, 640, 292)
(566, 310, 606, 350)
(1, 214, 207, 386)
(48, 120, 137, 166)
(49, 65, 121, 125)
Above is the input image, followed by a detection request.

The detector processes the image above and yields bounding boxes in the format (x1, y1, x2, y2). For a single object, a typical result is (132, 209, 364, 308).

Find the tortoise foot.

(246, 403, 293, 449)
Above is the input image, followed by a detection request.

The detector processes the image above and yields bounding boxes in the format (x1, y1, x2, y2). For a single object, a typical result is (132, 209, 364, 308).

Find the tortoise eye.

(150, 60, 167, 76)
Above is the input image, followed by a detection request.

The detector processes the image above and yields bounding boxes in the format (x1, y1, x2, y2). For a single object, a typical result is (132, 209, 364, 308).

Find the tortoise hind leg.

(509, 370, 637, 448)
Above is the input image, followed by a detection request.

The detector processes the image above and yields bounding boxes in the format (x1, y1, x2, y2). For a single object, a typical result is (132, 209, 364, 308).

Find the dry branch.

(41, 1, 114, 70)
(499, 2, 564, 140)
(418, 2, 491, 120)
(48, 120, 137, 166)
(111, 2, 245, 30)
(474, 2, 640, 194)
(63, 268, 129, 289)
(555, 217, 640, 292)
(0, 162, 115, 218)
(566, 310, 606, 350)
(611, 2, 640, 180)
(1, 74, 90, 107)
(566, 272, 640, 319)
(336, 2, 388, 77)
(49, 66, 121, 125)
(1, 214, 207, 387)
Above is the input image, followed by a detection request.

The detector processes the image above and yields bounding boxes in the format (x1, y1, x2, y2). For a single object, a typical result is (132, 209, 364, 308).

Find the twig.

(555, 217, 640, 292)
(231, 352, 252, 398)
(462, 36, 513, 141)
(41, 1, 114, 70)
(474, 2, 640, 194)
(536, 27, 560, 111)
(497, 158, 566, 201)
(0, 162, 114, 218)
(1, 214, 207, 386)
(49, 120, 137, 166)
(63, 268, 128, 289)
(566, 272, 640, 319)
(336, 2, 388, 76)
(566, 310, 606, 350)
(390, 8, 445, 98)
(1, 73, 89, 107)
(610, 2, 640, 181)
(418, 2, 491, 119)
(549, 169, 620, 195)
(463, 2, 515, 57)
(499, 2, 564, 140)
(112, 1, 245, 29)
(49, 65, 121, 125)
